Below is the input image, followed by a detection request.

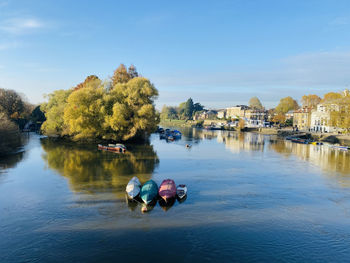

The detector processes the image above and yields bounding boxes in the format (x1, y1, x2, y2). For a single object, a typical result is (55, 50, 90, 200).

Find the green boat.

(140, 180, 158, 204)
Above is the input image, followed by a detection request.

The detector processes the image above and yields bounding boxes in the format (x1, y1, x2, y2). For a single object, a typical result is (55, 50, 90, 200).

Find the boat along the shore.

(291, 138, 309, 144)
(98, 143, 126, 153)
(158, 179, 176, 202)
(126, 176, 141, 199)
(140, 180, 158, 204)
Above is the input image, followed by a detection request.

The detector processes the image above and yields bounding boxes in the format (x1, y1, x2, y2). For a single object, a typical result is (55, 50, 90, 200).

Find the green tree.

(184, 98, 194, 118)
(30, 105, 46, 123)
(160, 105, 179, 120)
(193, 102, 204, 113)
(0, 88, 25, 119)
(64, 85, 105, 140)
(128, 64, 139, 78)
(329, 93, 350, 132)
(112, 64, 131, 86)
(249, 96, 263, 110)
(275, 96, 299, 114)
(105, 77, 159, 141)
(0, 112, 22, 155)
(41, 89, 72, 136)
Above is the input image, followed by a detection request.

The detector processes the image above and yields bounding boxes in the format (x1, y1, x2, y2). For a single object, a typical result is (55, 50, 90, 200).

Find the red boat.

(158, 179, 176, 202)
(98, 143, 126, 153)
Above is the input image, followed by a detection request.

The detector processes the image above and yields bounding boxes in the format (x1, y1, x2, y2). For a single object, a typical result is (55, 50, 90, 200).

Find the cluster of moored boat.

(286, 137, 350, 150)
(158, 128, 182, 141)
(126, 177, 187, 205)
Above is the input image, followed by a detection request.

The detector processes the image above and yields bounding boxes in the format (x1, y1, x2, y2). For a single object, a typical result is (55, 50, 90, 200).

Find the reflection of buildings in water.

(183, 128, 266, 153)
(270, 140, 350, 184)
(217, 131, 265, 153)
(41, 138, 159, 199)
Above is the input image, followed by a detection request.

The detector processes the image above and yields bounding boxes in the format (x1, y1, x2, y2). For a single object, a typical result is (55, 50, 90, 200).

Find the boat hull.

(98, 144, 126, 153)
(159, 179, 176, 202)
(176, 184, 187, 199)
(126, 177, 141, 199)
(140, 180, 158, 204)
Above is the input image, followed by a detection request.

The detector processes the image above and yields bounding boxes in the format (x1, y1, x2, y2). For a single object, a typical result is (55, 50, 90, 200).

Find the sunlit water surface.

(1, 129, 350, 262)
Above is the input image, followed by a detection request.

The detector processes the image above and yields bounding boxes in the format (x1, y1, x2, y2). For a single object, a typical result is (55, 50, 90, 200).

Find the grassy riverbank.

(160, 119, 199, 127)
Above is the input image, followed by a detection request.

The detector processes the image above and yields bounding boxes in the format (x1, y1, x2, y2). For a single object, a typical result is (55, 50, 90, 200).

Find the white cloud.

(0, 18, 44, 34)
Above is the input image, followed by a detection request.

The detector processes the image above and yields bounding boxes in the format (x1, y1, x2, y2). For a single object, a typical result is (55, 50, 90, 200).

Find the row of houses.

(293, 104, 340, 133)
(194, 105, 269, 128)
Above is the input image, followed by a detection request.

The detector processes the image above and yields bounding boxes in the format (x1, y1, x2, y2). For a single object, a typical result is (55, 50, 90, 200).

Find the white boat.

(126, 177, 141, 199)
(176, 184, 187, 199)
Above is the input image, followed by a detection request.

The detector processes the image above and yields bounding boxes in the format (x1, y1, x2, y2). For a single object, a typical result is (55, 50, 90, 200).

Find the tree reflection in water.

(41, 138, 159, 199)
(0, 151, 25, 178)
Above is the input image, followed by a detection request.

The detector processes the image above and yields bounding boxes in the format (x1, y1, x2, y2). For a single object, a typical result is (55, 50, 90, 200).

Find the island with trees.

(41, 64, 159, 142)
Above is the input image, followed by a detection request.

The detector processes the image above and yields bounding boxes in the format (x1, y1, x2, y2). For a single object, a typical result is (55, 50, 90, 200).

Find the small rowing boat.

(98, 143, 126, 153)
(158, 179, 176, 202)
(140, 180, 158, 204)
(177, 184, 187, 199)
(126, 176, 141, 199)
(291, 138, 309, 144)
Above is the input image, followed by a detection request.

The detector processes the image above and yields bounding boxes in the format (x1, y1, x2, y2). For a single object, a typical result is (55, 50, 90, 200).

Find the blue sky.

(1, 0, 350, 109)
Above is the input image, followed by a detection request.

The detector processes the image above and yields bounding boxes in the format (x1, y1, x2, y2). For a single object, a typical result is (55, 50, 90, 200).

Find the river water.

(1, 129, 350, 262)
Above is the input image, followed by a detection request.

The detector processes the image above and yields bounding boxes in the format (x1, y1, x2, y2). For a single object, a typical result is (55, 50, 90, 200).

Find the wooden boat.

(176, 184, 187, 199)
(158, 179, 176, 202)
(125, 176, 141, 199)
(140, 180, 158, 204)
(291, 138, 309, 144)
(98, 143, 126, 153)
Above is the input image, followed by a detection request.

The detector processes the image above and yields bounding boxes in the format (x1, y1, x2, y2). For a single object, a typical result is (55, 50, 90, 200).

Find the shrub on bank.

(0, 114, 22, 155)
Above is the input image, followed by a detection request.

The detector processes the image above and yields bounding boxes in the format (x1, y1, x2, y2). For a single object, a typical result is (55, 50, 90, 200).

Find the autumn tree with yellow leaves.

(41, 65, 159, 141)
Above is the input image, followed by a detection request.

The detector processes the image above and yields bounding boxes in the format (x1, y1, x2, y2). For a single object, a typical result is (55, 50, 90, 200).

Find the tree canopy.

(249, 96, 263, 110)
(301, 94, 321, 108)
(184, 98, 194, 118)
(160, 98, 204, 120)
(41, 89, 72, 136)
(74, 75, 101, 91)
(275, 96, 299, 114)
(0, 88, 25, 119)
(111, 64, 139, 86)
(41, 67, 158, 141)
(322, 92, 343, 103)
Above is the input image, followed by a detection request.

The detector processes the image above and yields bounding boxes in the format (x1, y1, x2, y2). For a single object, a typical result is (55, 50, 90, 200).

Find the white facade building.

(310, 104, 338, 133)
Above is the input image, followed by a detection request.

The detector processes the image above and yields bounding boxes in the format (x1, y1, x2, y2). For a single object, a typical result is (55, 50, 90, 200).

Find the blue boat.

(140, 180, 158, 204)
(173, 130, 182, 138)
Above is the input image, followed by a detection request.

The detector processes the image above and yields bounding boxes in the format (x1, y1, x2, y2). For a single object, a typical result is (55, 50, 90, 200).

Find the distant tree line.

(0, 88, 45, 155)
(160, 98, 204, 120)
(41, 64, 159, 141)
